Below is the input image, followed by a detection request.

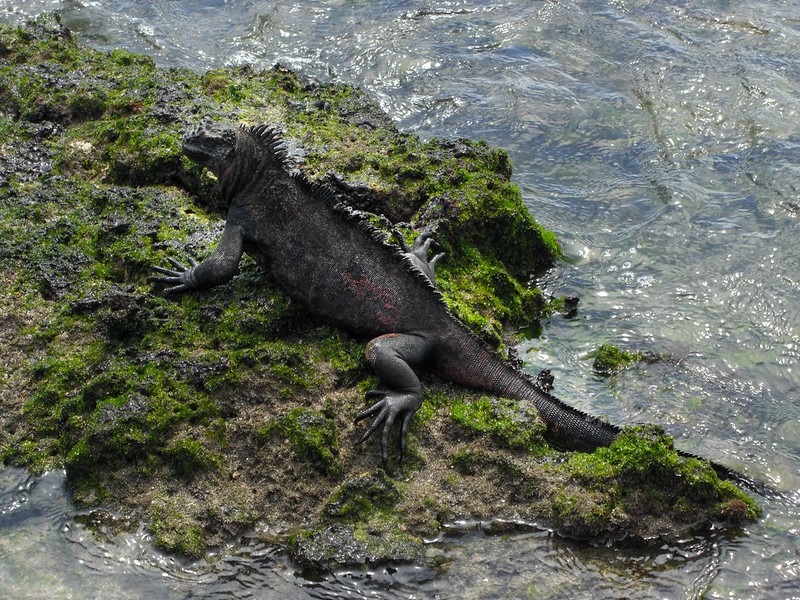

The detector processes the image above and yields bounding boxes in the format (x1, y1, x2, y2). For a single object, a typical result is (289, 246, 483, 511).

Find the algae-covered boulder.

(0, 14, 758, 566)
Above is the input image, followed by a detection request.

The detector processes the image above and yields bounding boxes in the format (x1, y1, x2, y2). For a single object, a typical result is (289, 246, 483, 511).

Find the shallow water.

(2, 1, 799, 598)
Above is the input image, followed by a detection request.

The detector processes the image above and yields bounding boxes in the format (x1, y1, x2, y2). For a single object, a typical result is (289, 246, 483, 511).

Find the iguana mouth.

(181, 144, 206, 161)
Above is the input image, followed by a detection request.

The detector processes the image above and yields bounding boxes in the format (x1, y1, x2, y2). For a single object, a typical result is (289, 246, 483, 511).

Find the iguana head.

(182, 120, 239, 177)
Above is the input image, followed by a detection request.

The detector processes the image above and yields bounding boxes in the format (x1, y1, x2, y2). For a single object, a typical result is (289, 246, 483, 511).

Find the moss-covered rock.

(0, 14, 759, 568)
(258, 407, 342, 476)
(288, 524, 425, 574)
(450, 395, 547, 453)
(149, 494, 206, 558)
(590, 343, 658, 376)
(553, 425, 760, 540)
(325, 470, 401, 520)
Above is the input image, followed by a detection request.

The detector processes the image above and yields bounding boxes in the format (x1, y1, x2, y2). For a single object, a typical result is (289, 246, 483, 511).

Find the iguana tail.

(514, 368, 621, 452)
(434, 329, 621, 452)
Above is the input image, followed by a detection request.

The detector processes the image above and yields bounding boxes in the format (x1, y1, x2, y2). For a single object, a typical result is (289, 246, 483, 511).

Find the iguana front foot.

(394, 230, 445, 286)
(149, 257, 200, 294)
(354, 389, 422, 463)
(149, 223, 244, 294)
(535, 368, 555, 393)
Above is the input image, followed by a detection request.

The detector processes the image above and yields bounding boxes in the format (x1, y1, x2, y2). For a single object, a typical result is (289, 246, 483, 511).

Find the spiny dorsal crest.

(239, 123, 471, 330)
(243, 123, 288, 164)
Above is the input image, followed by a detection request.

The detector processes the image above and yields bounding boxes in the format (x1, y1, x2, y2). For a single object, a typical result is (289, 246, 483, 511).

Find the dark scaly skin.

(148, 121, 635, 462)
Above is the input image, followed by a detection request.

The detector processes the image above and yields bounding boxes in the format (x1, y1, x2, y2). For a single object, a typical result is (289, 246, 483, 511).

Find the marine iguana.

(148, 120, 624, 460)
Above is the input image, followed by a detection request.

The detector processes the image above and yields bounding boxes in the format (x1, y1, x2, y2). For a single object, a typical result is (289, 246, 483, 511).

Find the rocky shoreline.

(0, 14, 758, 569)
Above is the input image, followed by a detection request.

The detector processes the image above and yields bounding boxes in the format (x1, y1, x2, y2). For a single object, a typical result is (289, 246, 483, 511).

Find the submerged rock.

(0, 14, 758, 569)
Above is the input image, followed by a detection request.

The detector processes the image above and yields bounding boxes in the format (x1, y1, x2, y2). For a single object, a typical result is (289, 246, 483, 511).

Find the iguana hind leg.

(354, 332, 435, 462)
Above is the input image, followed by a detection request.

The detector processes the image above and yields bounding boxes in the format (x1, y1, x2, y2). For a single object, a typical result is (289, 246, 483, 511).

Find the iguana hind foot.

(354, 389, 421, 462)
(354, 332, 433, 462)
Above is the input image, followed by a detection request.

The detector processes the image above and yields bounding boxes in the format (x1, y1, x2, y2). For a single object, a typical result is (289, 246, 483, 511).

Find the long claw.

(399, 412, 414, 460)
(413, 236, 433, 257)
(380, 412, 397, 463)
(353, 389, 422, 461)
(163, 283, 191, 295)
(355, 406, 388, 444)
(392, 230, 411, 253)
(167, 256, 186, 270)
(413, 231, 433, 247)
(399, 230, 444, 287)
(354, 400, 383, 424)
(150, 265, 181, 277)
(150, 255, 199, 295)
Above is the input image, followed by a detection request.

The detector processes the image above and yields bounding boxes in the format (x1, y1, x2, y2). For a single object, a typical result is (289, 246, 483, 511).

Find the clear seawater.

(1, 1, 799, 598)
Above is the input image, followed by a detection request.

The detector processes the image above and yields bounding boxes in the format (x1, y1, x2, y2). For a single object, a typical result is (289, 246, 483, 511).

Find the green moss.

(8, 296, 225, 482)
(451, 397, 494, 434)
(450, 396, 547, 453)
(258, 407, 341, 475)
(590, 343, 646, 375)
(162, 437, 222, 478)
(560, 425, 761, 523)
(324, 470, 402, 521)
(200, 64, 304, 111)
(312, 327, 367, 377)
(415, 388, 452, 424)
(0, 440, 56, 473)
(149, 496, 205, 558)
(435, 246, 548, 343)
(287, 521, 424, 574)
(450, 448, 484, 475)
(70, 473, 110, 505)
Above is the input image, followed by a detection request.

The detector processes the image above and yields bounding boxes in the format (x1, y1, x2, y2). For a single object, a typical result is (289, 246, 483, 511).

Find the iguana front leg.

(354, 332, 435, 462)
(150, 222, 245, 294)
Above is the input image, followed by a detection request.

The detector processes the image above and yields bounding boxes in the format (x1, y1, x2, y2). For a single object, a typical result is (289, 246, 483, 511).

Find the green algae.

(0, 14, 760, 567)
(550, 425, 761, 537)
(289, 470, 426, 573)
(325, 470, 401, 520)
(450, 396, 547, 453)
(288, 522, 425, 574)
(149, 494, 206, 558)
(162, 436, 223, 479)
(590, 343, 657, 375)
(258, 407, 342, 476)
